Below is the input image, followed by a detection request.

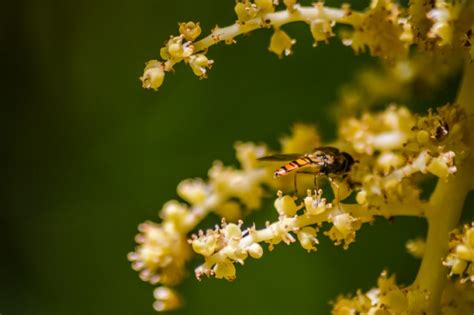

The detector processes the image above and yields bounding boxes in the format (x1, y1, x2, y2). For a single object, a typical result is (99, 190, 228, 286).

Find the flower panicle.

(140, 0, 474, 91)
(332, 270, 431, 314)
(444, 222, 474, 283)
(130, 102, 470, 310)
(129, 125, 321, 310)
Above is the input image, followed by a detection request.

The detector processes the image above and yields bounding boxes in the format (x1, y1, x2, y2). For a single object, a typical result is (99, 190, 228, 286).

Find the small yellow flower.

(178, 21, 202, 42)
(191, 233, 218, 256)
(254, 0, 275, 14)
(213, 259, 237, 280)
(269, 28, 295, 57)
(235, 1, 259, 23)
(161, 35, 194, 61)
(247, 243, 264, 258)
(310, 19, 334, 46)
(153, 287, 182, 312)
(406, 238, 425, 259)
(274, 192, 298, 216)
(188, 54, 214, 78)
(140, 60, 165, 91)
(297, 227, 319, 252)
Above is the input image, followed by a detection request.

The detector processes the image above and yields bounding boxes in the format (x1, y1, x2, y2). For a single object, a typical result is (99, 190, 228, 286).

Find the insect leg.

(313, 174, 319, 191)
(294, 172, 298, 196)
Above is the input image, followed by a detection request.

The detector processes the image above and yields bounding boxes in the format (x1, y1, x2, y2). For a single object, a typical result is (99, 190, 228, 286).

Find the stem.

(200, 200, 423, 267)
(193, 5, 362, 52)
(413, 62, 474, 313)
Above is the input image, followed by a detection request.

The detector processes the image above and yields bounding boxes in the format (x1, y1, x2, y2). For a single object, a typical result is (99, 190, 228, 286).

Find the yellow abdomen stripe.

(274, 157, 312, 177)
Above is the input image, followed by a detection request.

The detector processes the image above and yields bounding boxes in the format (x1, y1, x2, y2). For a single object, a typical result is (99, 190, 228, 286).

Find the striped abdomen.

(273, 157, 313, 178)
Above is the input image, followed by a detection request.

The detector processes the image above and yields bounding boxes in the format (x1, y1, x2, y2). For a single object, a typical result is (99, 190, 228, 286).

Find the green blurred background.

(3, 0, 469, 314)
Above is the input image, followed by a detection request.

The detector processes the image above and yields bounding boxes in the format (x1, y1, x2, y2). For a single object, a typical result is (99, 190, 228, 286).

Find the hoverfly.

(258, 146, 355, 192)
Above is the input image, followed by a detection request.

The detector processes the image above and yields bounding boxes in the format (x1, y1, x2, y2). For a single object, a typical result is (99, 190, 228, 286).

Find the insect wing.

(313, 146, 340, 155)
(257, 154, 305, 161)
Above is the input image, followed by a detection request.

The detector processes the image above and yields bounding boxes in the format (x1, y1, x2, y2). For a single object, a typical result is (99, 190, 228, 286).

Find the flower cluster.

(191, 189, 343, 281)
(332, 271, 431, 314)
(444, 223, 474, 283)
(188, 103, 468, 283)
(130, 98, 472, 311)
(140, 0, 473, 91)
(133, 0, 474, 312)
(339, 104, 469, 213)
(332, 270, 474, 314)
(343, 0, 413, 62)
(140, 21, 213, 91)
(128, 124, 321, 310)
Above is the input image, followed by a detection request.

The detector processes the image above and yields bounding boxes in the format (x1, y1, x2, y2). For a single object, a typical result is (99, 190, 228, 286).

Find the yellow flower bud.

(297, 227, 319, 252)
(333, 213, 356, 238)
(427, 157, 450, 178)
(177, 178, 207, 205)
(165, 36, 194, 60)
(269, 28, 295, 57)
(224, 223, 243, 240)
(416, 130, 430, 145)
(304, 193, 326, 215)
(356, 190, 367, 205)
(214, 259, 236, 280)
(188, 54, 214, 78)
(153, 287, 182, 312)
(178, 21, 201, 42)
(140, 60, 165, 91)
(235, 1, 258, 22)
(255, 0, 275, 14)
(310, 19, 334, 46)
(161, 201, 190, 231)
(192, 234, 217, 256)
(274, 194, 298, 216)
(247, 243, 264, 258)
(450, 257, 468, 275)
(406, 238, 425, 258)
(160, 47, 170, 60)
(455, 244, 473, 261)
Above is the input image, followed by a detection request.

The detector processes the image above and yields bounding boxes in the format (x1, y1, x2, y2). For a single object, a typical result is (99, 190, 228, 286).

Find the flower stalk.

(414, 62, 474, 313)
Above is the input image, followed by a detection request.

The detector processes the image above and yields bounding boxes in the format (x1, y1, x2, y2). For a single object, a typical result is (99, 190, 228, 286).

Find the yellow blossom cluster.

(338, 104, 468, 212)
(406, 238, 426, 259)
(188, 103, 468, 283)
(343, 0, 413, 62)
(128, 142, 272, 309)
(128, 125, 321, 310)
(133, 0, 474, 312)
(333, 271, 474, 314)
(139, 0, 473, 91)
(444, 223, 474, 283)
(191, 188, 364, 281)
(332, 271, 431, 314)
(130, 99, 472, 311)
(140, 21, 213, 91)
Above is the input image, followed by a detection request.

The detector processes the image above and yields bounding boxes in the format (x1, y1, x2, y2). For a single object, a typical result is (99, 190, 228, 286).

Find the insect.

(258, 146, 355, 191)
